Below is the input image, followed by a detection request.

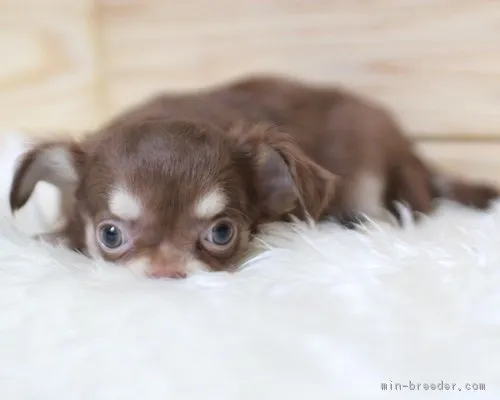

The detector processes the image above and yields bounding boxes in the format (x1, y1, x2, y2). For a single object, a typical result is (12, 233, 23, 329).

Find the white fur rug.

(0, 133, 499, 399)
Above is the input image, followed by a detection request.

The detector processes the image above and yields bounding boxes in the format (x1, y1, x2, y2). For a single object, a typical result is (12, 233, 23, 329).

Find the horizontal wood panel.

(0, 0, 499, 140)
(0, 3, 100, 134)
(99, 0, 500, 138)
(1, 0, 88, 11)
(417, 141, 500, 186)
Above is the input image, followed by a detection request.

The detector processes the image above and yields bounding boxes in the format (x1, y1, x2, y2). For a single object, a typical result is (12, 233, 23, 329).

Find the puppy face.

(77, 121, 256, 277)
(10, 120, 337, 278)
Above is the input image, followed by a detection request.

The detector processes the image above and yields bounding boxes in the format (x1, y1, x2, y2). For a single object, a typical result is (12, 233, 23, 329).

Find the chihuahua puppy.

(9, 76, 498, 278)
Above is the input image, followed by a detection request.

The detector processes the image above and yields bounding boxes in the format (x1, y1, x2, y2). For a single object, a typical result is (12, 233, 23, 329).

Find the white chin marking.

(194, 187, 227, 219)
(184, 257, 209, 274)
(109, 185, 142, 220)
(125, 257, 153, 276)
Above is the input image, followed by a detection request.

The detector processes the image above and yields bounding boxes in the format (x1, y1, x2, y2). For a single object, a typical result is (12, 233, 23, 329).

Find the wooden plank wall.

(1, 0, 499, 183)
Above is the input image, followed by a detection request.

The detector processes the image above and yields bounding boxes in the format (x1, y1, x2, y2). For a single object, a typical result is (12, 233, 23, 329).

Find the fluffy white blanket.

(0, 134, 499, 399)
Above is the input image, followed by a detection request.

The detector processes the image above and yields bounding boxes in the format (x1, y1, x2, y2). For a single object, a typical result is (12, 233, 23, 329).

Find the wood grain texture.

(0, 2, 100, 134)
(99, 0, 500, 138)
(1, 0, 499, 142)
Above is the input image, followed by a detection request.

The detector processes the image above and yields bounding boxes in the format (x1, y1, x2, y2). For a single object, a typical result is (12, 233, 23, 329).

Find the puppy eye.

(96, 220, 130, 252)
(211, 221, 233, 245)
(202, 218, 237, 251)
(100, 224, 123, 248)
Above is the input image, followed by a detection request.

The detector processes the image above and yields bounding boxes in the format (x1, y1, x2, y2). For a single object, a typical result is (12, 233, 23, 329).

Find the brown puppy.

(9, 76, 498, 278)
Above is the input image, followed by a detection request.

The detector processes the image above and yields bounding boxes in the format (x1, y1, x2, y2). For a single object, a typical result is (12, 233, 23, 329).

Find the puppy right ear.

(9, 141, 85, 212)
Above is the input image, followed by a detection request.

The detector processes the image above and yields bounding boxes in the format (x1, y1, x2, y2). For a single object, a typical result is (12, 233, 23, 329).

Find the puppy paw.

(338, 214, 367, 230)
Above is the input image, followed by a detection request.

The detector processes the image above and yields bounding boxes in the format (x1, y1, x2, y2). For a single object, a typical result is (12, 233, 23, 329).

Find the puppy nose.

(148, 244, 188, 279)
(149, 264, 187, 279)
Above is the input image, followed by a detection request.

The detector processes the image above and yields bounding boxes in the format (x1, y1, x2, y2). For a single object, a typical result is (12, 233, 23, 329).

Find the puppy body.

(102, 76, 496, 221)
(10, 76, 498, 277)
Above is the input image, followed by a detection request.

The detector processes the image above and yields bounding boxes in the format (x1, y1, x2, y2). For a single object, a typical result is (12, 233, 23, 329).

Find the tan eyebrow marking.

(109, 185, 142, 220)
(194, 187, 227, 219)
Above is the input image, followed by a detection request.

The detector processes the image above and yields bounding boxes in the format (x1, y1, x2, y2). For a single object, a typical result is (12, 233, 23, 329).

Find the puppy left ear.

(242, 126, 338, 221)
(9, 140, 85, 213)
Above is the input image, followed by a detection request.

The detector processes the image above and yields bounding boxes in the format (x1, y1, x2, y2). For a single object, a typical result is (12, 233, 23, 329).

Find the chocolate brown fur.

(9, 76, 499, 277)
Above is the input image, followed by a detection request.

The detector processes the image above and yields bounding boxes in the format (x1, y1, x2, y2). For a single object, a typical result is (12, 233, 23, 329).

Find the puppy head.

(9, 120, 337, 278)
